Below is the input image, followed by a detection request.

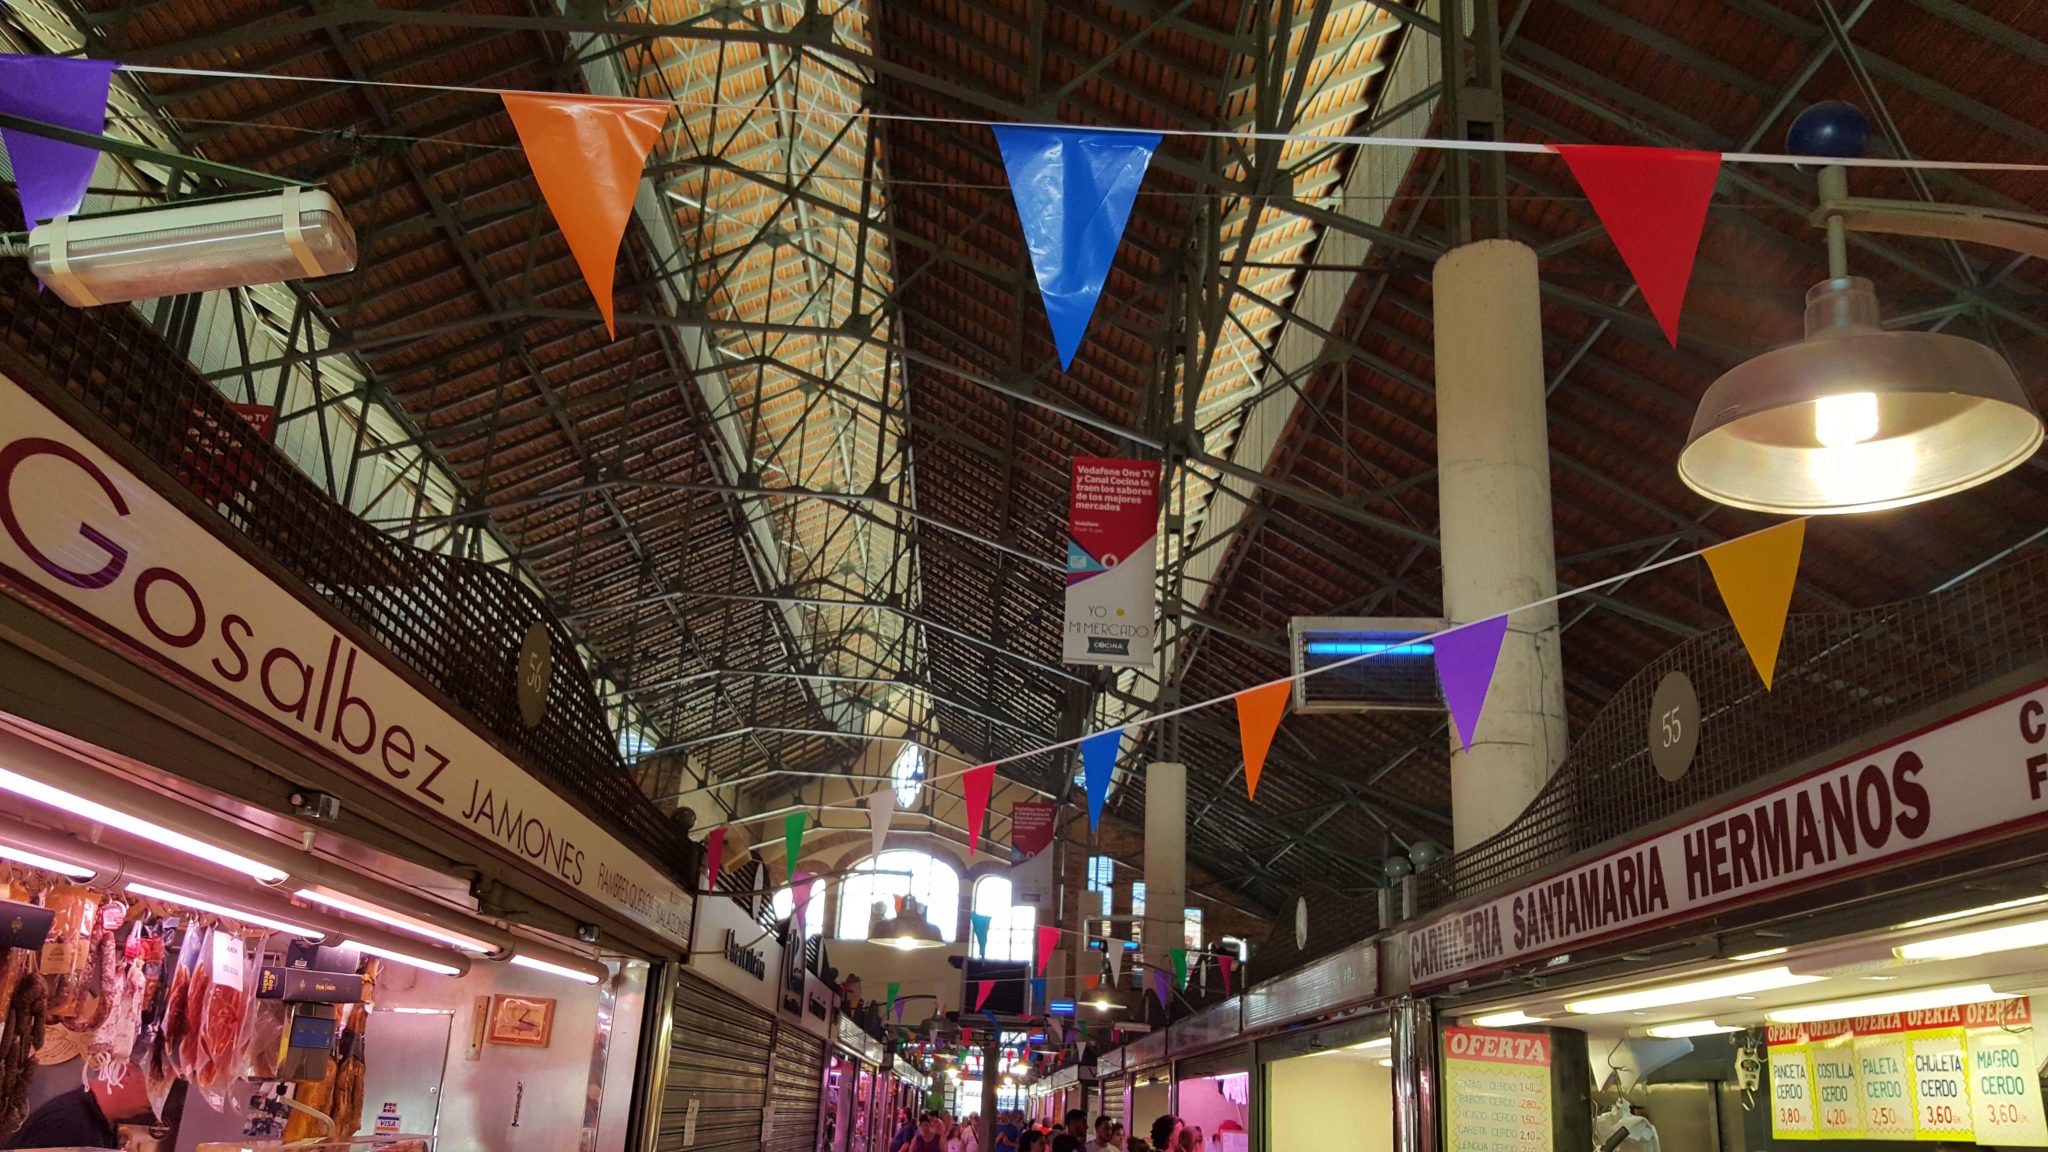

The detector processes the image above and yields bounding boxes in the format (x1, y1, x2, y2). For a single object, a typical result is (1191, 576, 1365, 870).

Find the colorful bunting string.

(0, 55, 118, 226)
(992, 125, 1161, 371)
(1080, 729, 1121, 831)
(1233, 681, 1290, 801)
(500, 92, 669, 338)
(703, 826, 726, 892)
(1703, 519, 1806, 690)
(962, 763, 996, 854)
(1435, 615, 1511, 753)
(1553, 144, 1723, 347)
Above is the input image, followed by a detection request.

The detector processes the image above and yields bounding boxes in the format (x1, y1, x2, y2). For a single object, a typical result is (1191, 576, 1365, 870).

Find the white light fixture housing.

(127, 880, 325, 939)
(1472, 1010, 1547, 1028)
(0, 765, 288, 883)
(1895, 893, 2048, 931)
(1895, 916, 2048, 962)
(1566, 967, 1824, 1015)
(1645, 1020, 1742, 1039)
(0, 842, 96, 880)
(353, 940, 464, 977)
(1766, 983, 2013, 1024)
(293, 886, 494, 953)
(509, 951, 606, 985)
(26, 188, 358, 307)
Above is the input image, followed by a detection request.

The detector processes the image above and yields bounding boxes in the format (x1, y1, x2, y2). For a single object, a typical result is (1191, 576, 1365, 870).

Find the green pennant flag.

(1170, 946, 1189, 990)
(784, 810, 808, 873)
(887, 981, 901, 1019)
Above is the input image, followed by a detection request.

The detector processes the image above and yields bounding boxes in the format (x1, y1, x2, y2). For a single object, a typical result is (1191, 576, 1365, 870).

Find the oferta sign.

(0, 371, 691, 948)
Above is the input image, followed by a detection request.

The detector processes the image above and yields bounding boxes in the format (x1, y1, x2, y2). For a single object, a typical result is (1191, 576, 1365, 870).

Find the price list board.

(1767, 999, 2048, 1145)
(1443, 1027, 1552, 1152)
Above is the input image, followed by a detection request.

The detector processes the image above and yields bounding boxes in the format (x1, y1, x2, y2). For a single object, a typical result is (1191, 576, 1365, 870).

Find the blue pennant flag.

(991, 125, 1161, 371)
(1080, 729, 1122, 832)
(970, 911, 993, 958)
(1030, 977, 1047, 1009)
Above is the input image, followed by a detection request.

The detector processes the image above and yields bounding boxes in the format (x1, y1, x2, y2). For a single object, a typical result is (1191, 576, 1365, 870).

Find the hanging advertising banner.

(1406, 679, 2048, 988)
(0, 371, 693, 949)
(1010, 801, 1059, 912)
(1766, 999, 2048, 1144)
(1063, 457, 1160, 668)
(1443, 1027, 1552, 1152)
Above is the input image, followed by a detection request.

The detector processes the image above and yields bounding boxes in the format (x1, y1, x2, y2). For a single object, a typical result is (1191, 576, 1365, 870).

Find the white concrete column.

(1433, 239, 1568, 853)
(1142, 761, 1187, 962)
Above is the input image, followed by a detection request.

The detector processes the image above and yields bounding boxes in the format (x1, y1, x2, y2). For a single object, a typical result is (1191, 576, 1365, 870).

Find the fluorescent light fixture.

(1362, 1036, 1392, 1049)
(1767, 984, 2014, 1024)
(1646, 1020, 1741, 1039)
(1895, 894, 2048, 931)
(386, 1007, 454, 1015)
(1378, 1058, 1394, 1068)
(1304, 641, 1435, 657)
(294, 886, 493, 952)
(1895, 917, 2048, 961)
(1473, 1010, 1546, 1028)
(0, 766, 286, 883)
(509, 952, 603, 985)
(127, 881, 322, 938)
(1731, 947, 1789, 961)
(0, 842, 94, 880)
(1566, 967, 1823, 1015)
(354, 941, 463, 977)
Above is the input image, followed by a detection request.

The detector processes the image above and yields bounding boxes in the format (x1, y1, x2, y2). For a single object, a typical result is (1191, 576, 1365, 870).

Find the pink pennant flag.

(1434, 614, 1510, 753)
(1036, 924, 1061, 976)
(704, 826, 726, 892)
(962, 763, 996, 854)
(975, 980, 994, 1011)
(1552, 144, 1723, 347)
(1218, 953, 1235, 994)
(792, 869, 816, 934)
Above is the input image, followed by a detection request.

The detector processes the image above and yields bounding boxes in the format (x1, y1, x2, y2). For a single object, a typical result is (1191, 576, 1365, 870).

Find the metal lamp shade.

(870, 907, 945, 950)
(1679, 278, 2043, 515)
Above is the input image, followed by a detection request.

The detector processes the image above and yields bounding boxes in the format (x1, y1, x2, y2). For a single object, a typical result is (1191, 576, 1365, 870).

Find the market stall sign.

(1443, 1026, 1552, 1152)
(1406, 680, 2048, 988)
(0, 371, 692, 949)
(1767, 999, 2048, 1144)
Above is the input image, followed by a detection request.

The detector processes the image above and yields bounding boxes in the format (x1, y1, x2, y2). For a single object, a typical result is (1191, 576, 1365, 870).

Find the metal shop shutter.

(765, 1025, 828, 1152)
(1100, 1077, 1123, 1130)
(659, 974, 776, 1152)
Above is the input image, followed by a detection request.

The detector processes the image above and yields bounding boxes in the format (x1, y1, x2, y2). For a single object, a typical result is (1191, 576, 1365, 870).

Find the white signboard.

(1407, 681, 2048, 987)
(0, 371, 691, 947)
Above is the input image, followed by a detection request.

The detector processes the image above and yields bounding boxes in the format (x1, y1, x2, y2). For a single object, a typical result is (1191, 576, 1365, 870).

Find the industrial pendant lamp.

(1677, 104, 2044, 515)
(870, 895, 945, 950)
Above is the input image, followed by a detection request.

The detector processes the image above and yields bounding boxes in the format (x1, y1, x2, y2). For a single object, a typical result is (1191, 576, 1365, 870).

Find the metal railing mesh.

(1415, 545, 2048, 912)
(0, 256, 694, 882)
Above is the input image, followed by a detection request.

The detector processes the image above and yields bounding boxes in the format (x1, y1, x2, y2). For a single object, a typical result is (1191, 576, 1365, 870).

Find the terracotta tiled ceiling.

(14, 0, 2048, 910)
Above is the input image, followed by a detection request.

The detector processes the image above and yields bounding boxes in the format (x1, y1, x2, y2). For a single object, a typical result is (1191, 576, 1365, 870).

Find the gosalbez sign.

(1409, 680, 2048, 988)
(0, 372, 691, 947)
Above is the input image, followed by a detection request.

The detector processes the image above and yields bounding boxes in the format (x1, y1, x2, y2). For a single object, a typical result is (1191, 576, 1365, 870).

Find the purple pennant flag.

(1152, 968, 1171, 1009)
(0, 55, 118, 226)
(1435, 615, 1510, 752)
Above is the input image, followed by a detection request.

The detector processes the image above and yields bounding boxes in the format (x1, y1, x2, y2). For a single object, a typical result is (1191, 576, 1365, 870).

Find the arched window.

(970, 874, 1036, 962)
(890, 743, 924, 808)
(834, 850, 960, 941)
(773, 875, 828, 939)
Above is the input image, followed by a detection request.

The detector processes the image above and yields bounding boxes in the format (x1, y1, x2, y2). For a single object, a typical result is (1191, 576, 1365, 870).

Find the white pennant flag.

(869, 788, 895, 860)
(1106, 939, 1125, 983)
(1199, 957, 1209, 992)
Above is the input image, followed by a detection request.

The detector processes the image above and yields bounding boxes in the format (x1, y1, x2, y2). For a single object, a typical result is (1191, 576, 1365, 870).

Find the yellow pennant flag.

(1703, 519, 1805, 690)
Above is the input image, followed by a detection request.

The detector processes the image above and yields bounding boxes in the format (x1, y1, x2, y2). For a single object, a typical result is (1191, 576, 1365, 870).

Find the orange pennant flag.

(1234, 680, 1291, 801)
(1703, 520, 1806, 690)
(501, 93, 670, 338)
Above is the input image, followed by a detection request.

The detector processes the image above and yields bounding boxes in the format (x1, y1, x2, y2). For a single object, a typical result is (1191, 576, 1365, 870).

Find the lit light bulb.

(1814, 392, 1879, 448)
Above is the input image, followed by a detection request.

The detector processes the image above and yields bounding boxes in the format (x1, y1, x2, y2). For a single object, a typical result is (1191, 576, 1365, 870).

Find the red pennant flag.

(975, 980, 994, 1011)
(1084, 973, 1099, 990)
(1233, 681, 1290, 801)
(1036, 924, 1061, 976)
(501, 93, 670, 338)
(704, 826, 726, 892)
(1552, 144, 1722, 347)
(962, 763, 996, 854)
(1218, 954, 1235, 994)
